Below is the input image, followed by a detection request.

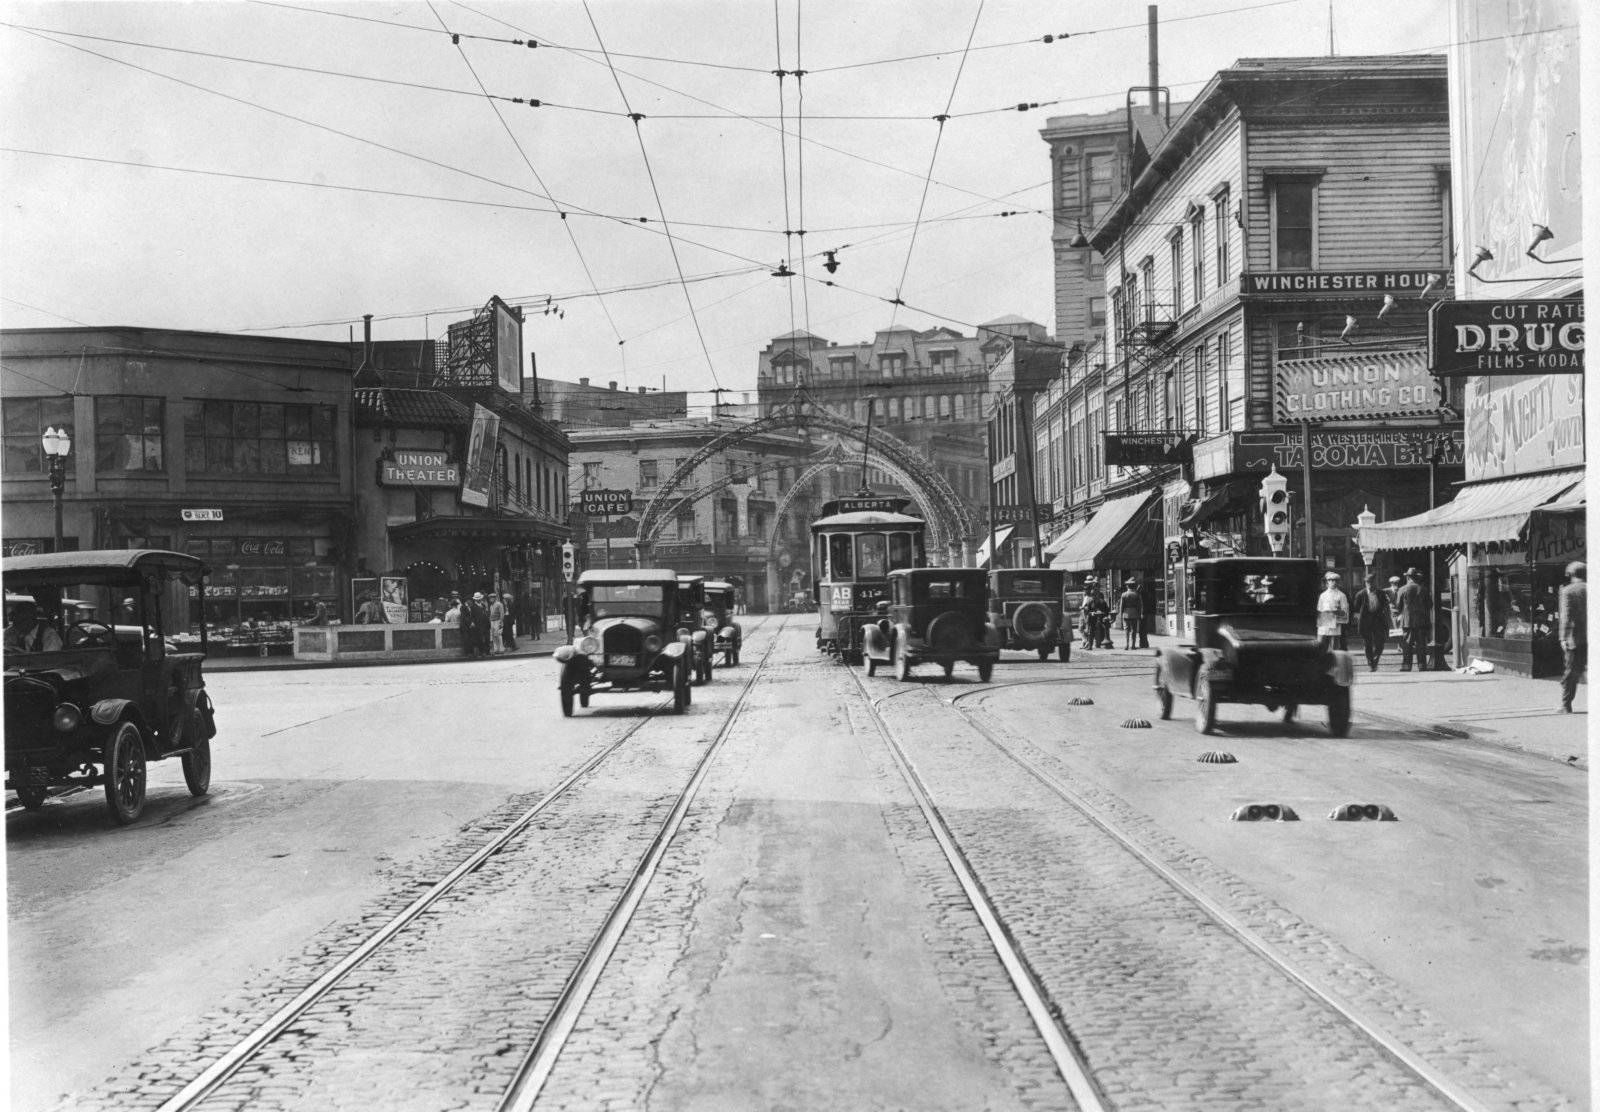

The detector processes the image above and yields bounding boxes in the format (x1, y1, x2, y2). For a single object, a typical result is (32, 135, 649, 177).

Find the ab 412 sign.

(1430, 299, 1584, 377)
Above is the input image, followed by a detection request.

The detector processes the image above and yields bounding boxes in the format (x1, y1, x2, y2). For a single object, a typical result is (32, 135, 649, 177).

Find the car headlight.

(644, 634, 664, 653)
(577, 636, 601, 655)
(720, 626, 736, 638)
(52, 703, 82, 732)
(691, 629, 707, 642)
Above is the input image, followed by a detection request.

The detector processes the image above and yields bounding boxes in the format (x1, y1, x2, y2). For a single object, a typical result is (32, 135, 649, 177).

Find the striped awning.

(1049, 490, 1157, 572)
(1042, 518, 1089, 556)
(1358, 470, 1582, 551)
(975, 525, 1015, 568)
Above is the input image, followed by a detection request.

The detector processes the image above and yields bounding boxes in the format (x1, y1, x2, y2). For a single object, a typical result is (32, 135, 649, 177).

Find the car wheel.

(942, 661, 954, 677)
(1155, 667, 1173, 719)
(866, 656, 878, 677)
(1059, 643, 1071, 663)
(15, 783, 48, 810)
(1194, 670, 1218, 735)
(560, 684, 574, 717)
(673, 671, 688, 714)
(103, 720, 147, 825)
(1037, 647, 1051, 662)
(1328, 686, 1352, 737)
(1282, 703, 1299, 723)
(579, 681, 591, 708)
(977, 660, 994, 682)
(894, 641, 911, 682)
(182, 736, 212, 797)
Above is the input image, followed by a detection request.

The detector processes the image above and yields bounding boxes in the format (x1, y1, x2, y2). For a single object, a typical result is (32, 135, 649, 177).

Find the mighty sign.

(1430, 299, 1585, 377)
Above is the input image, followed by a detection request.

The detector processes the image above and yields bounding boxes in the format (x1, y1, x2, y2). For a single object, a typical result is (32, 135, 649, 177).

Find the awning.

(1179, 479, 1256, 529)
(1049, 490, 1158, 572)
(1042, 518, 1089, 556)
(1359, 470, 1582, 551)
(388, 515, 566, 544)
(975, 525, 1015, 568)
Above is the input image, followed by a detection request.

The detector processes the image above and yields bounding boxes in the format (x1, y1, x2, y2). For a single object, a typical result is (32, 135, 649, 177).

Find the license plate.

(605, 653, 636, 667)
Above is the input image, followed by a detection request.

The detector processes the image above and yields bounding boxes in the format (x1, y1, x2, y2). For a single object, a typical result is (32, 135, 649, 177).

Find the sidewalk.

(1137, 632, 1589, 768)
(204, 629, 564, 673)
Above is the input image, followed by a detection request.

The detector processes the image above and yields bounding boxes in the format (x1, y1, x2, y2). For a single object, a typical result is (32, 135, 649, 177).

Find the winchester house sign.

(1241, 269, 1451, 297)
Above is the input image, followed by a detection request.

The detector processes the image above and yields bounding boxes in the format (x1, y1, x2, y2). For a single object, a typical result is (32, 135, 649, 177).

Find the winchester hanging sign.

(1429, 299, 1584, 377)
(1103, 432, 1192, 467)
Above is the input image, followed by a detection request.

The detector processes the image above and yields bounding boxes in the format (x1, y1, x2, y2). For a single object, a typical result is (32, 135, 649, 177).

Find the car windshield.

(4, 581, 135, 657)
(919, 577, 980, 601)
(998, 575, 1050, 595)
(1207, 569, 1314, 614)
(586, 584, 667, 619)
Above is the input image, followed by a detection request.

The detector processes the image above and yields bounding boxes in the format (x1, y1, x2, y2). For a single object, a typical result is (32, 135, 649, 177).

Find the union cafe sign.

(378, 449, 461, 487)
(1429, 299, 1584, 378)
(1240, 269, 1451, 298)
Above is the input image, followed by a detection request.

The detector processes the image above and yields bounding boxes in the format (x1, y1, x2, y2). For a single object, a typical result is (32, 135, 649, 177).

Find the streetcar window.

(858, 534, 887, 579)
(888, 532, 915, 571)
(829, 535, 855, 579)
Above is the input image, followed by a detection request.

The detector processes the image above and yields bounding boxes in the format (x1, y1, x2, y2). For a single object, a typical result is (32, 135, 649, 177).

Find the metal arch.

(638, 454, 803, 549)
(635, 387, 975, 561)
(764, 446, 952, 557)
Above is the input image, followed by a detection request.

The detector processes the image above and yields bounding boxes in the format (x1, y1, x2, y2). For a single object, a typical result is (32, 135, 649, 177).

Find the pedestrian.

(457, 593, 479, 657)
(354, 593, 385, 624)
(502, 593, 517, 651)
(1317, 572, 1351, 652)
(1351, 572, 1391, 671)
(1118, 577, 1143, 650)
(488, 593, 506, 655)
(470, 592, 492, 656)
(1080, 577, 1109, 650)
(1395, 567, 1432, 672)
(307, 594, 329, 626)
(1558, 561, 1586, 713)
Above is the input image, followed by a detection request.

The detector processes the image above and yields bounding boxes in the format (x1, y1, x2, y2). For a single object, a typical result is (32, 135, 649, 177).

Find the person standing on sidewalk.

(1352, 572, 1391, 671)
(1317, 572, 1351, 651)
(501, 593, 517, 651)
(1396, 567, 1432, 671)
(487, 593, 506, 655)
(1118, 578, 1143, 650)
(1559, 561, 1586, 713)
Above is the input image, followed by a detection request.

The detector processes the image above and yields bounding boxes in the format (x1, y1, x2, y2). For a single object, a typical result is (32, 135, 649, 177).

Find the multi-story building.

(1360, 1, 1584, 677)
(564, 415, 820, 611)
(1045, 56, 1461, 636)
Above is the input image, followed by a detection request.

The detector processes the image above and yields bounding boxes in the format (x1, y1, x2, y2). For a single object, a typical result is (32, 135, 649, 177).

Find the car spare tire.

(925, 612, 970, 652)
(1011, 601, 1057, 645)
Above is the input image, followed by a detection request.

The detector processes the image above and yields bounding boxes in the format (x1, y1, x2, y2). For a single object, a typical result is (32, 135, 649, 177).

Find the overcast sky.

(1, 0, 1449, 399)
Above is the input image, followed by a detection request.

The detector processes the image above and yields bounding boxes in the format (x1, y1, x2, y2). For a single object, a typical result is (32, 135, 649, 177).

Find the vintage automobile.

(701, 580, 743, 666)
(1153, 557, 1355, 736)
(674, 575, 714, 685)
(554, 569, 693, 716)
(4, 549, 217, 824)
(988, 567, 1073, 662)
(862, 567, 1001, 682)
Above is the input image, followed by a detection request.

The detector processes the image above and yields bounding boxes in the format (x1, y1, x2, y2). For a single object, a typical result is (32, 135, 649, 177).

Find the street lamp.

(1351, 505, 1376, 568)
(41, 426, 72, 551)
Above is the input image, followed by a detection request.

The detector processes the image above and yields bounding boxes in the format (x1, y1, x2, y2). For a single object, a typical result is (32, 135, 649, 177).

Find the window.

(830, 355, 856, 380)
(1089, 295, 1106, 331)
(183, 401, 334, 476)
(954, 394, 966, 420)
(583, 461, 602, 486)
(674, 509, 697, 541)
(929, 350, 956, 376)
(95, 396, 165, 472)
(1217, 331, 1233, 432)
(1086, 152, 1116, 225)
(880, 353, 905, 379)
(1213, 185, 1232, 284)
(1271, 177, 1318, 269)
(1169, 231, 1184, 315)
(2, 396, 76, 479)
(1139, 258, 1155, 320)
(938, 395, 952, 420)
(639, 459, 659, 489)
(1190, 207, 1206, 301)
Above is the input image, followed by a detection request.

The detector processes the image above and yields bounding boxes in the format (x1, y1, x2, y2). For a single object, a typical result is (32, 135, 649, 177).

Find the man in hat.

(461, 591, 490, 657)
(1079, 576, 1108, 650)
(1351, 572, 1391, 671)
(1558, 561, 1586, 712)
(1394, 567, 1432, 671)
(1317, 571, 1350, 652)
(4, 599, 63, 654)
(1117, 577, 1143, 650)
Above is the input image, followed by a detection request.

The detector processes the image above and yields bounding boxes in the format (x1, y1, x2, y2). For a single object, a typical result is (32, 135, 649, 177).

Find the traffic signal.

(561, 542, 576, 581)
(1259, 466, 1290, 553)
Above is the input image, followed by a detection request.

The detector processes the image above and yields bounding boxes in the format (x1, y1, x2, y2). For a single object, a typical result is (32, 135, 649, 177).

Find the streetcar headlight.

(52, 702, 82, 732)
(577, 636, 600, 655)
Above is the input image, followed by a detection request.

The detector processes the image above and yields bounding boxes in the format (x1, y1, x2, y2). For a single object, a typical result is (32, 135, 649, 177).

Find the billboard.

(1274, 350, 1442, 421)
(461, 403, 500, 508)
(1463, 373, 1584, 482)
(1429, 300, 1584, 378)
(493, 298, 522, 394)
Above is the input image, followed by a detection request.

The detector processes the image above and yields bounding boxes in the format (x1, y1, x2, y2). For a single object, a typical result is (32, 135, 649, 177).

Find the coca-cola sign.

(235, 538, 288, 560)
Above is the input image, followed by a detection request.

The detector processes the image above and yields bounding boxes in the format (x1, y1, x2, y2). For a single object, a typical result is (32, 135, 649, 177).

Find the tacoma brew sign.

(1429, 299, 1584, 377)
(379, 450, 461, 487)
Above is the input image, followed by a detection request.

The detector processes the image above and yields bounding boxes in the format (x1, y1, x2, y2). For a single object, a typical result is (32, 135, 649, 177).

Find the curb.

(204, 646, 559, 673)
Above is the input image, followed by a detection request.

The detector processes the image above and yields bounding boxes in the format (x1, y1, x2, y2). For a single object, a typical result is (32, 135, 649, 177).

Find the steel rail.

(496, 616, 788, 1111)
(947, 688, 1497, 1112)
(842, 665, 1112, 1112)
(152, 617, 777, 1112)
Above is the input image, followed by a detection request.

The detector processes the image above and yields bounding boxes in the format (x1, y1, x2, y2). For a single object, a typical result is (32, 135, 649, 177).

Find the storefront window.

(183, 401, 335, 476)
(1471, 565, 1533, 639)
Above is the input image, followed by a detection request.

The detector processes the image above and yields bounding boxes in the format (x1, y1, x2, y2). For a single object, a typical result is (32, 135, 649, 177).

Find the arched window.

(939, 395, 951, 419)
(954, 394, 966, 419)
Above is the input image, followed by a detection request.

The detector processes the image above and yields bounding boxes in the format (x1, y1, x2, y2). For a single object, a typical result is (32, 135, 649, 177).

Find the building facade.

(1360, 1, 1584, 677)
(1050, 56, 1462, 636)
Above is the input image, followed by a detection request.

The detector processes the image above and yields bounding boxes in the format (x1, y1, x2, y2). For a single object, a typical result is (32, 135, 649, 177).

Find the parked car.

(554, 570, 693, 716)
(1153, 557, 1355, 735)
(862, 567, 1001, 681)
(674, 575, 714, 684)
(4, 549, 217, 824)
(701, 580, 743, 666)
(988, 568, 1072, 662)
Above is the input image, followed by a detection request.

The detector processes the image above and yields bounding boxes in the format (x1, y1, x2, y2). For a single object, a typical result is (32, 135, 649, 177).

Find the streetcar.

(810, 495, 926, 662)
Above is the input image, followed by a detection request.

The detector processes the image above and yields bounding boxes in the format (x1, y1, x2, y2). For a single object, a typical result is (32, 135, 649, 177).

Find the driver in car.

(4, 599, 64, 653)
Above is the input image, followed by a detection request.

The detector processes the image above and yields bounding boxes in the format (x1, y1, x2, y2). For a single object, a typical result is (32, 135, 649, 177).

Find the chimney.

(352, 313, 382, 387)
(609, 381, 618, 390)
(638, 386, 647, 395)
(528, 352, 542, 414)
(580, 377, 590, 386)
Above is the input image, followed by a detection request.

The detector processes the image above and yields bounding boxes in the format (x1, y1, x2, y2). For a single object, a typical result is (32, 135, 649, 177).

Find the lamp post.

(1352, 505, 1376, 568)
(41, 426, 72, 551)
(1425, 434, 1452, 671)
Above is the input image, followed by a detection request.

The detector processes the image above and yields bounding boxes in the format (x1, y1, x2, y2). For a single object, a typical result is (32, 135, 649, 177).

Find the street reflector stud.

(1231, 802, 1299, 821)
(1329, 802, 1397, 821)
(1069, 696, 1094, 705)
(1121, 718, 1151, 728)
(1198, 751, 1237, 763)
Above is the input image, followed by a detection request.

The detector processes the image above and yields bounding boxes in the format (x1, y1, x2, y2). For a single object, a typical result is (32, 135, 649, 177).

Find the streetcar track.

(152, 616, 786, 1112)
(940, 685, 1497, 1112)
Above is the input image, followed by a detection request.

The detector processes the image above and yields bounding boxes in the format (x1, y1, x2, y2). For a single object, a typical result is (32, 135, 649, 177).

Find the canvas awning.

(1358, 470, 1583, 551)
(975, 525, 1015, 568)
(1049, 490, 1158, 572)
(1042, 518, 1089, 556)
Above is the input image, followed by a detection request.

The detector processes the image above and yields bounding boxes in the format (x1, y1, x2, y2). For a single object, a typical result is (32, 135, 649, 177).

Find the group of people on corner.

(1320, 567, 1437, 672)
(440, 591, 520, 658)
(1079, 575, 1145, 652)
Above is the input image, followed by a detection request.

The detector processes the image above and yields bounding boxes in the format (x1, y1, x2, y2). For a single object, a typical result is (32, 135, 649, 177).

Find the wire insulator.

(1016, 103, 1039, 111)
(450, 33, 459, 45)
(629, 112, 646, 122)
(933, 114, 950, 123)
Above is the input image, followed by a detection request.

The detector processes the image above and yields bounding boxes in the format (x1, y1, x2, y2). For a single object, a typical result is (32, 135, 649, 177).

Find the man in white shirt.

(1317, 572, 1350, 652)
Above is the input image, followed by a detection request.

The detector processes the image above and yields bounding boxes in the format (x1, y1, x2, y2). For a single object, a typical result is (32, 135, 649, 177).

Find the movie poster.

(461, 403, 500, 508)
